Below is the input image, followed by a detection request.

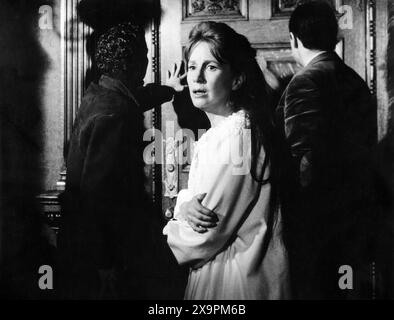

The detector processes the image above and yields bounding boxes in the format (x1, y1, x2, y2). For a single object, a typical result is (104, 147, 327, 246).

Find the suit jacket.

(276, 52, 377, 299)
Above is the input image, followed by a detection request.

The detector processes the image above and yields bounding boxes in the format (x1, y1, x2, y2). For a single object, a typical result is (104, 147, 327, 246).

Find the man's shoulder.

(285, 67, 319, 94)
(81, 82, 137, 117)
(293, 58, 336, 81)
(339, 63, 371, 92)
(311, 58, 371, 97)
(289, 57, 367, 92)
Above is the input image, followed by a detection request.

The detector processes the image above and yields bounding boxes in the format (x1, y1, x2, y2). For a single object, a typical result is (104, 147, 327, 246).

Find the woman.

(163, 21, 290, 300)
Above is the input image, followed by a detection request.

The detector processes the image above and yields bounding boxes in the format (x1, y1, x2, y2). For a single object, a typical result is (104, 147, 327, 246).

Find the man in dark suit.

(57, 21, 186, 299)
(276, 2, 377, 299)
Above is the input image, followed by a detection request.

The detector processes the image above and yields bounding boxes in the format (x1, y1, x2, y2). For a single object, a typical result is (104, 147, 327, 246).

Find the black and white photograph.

(0, 0, 393, 306)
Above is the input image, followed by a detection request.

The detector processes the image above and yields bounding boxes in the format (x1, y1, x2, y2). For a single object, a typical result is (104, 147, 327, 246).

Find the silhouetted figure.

(57, 21, 185, 299)
(0, 0, 55, 299)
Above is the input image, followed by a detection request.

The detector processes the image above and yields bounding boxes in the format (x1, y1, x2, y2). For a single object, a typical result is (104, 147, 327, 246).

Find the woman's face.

(187, 41, 235, 115)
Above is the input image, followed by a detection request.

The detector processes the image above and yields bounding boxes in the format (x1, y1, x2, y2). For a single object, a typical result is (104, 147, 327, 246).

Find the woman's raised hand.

(179, 193, 219, 233)
(166, 62, 187, 92)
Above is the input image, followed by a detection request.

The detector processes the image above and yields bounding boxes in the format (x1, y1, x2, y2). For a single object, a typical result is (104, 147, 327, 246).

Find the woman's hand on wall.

(166, 61, 187, 92)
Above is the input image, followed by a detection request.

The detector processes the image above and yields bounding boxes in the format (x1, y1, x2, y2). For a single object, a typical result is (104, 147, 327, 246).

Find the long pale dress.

(163, 110, 290, 300)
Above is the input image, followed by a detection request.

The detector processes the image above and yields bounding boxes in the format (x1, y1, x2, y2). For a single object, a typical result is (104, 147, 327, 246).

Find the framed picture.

(182, 0, 248, 21)
(272, 0, 343, 18)
(254, 43, 300, 86)
(254, 38, 344, 86)
(272, 0, 299, 16)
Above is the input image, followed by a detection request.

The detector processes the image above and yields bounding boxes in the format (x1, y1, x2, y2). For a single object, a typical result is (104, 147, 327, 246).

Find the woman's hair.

(184, 21, 280, 188)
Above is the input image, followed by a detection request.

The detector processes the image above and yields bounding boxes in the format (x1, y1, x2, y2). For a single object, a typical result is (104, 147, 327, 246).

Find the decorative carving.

(272, 0, 340, 17)
(278, 0, 299, 11)
(191, 0, 240, 15)
(192, 0, 206, 13)
(272, 0, 303, 16)
(184, 0, 246, 21)
(150, 15, 162, 205)
(367, 0, 377, 96)
(164, 137, 178, 199)
(356, 0, 363, 11)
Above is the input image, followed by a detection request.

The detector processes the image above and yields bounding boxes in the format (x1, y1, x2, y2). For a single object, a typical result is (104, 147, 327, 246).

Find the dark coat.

(57, 76, 185, 299)
(276, 52, 377, 299)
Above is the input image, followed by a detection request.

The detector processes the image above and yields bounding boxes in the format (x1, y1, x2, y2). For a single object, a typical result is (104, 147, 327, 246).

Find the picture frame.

(182, 0, 248, 21)
(272, 0, 343, 18)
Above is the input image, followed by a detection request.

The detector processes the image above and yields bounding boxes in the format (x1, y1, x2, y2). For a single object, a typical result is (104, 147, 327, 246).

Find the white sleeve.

(173, 188, 193, 221)
(163, 127, 262, 268)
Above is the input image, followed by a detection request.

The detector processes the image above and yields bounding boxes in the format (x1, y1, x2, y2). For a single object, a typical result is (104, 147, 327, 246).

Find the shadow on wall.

(0, 0, 54, 299)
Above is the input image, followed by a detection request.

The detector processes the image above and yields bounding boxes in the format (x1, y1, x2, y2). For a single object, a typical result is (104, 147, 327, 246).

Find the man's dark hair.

(289, 1, 338, 51)
(95, 21, 146, 76)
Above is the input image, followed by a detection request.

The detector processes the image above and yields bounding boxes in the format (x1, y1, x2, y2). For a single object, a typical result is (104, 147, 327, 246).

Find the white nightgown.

(163, 110, 290, 300)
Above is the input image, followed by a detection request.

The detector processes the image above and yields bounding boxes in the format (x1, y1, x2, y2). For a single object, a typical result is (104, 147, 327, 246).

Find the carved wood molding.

(272, 0, 301, 16)
(150, 12, 162, 205)
(182, 0, 248, 21)
(272, 0, 343, 18)
(367, 0, 377, 96)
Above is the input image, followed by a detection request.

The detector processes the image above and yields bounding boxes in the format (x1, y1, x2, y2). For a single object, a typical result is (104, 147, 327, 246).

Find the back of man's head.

(289, 1, 338, 51)
(95, 21, 147, 78)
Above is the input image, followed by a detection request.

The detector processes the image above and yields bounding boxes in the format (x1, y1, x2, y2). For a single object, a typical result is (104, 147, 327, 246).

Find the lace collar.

(197, 110, 249, 145)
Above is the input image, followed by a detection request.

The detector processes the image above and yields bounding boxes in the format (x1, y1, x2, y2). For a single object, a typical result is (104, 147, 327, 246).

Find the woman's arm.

(134, 62, 187, 112)
(163, 126, 263, 268)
